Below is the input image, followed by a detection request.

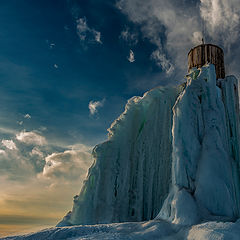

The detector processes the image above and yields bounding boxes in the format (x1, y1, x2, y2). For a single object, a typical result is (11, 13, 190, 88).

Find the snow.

(2, 64, 240, 239)
(2, 219, 240, 240)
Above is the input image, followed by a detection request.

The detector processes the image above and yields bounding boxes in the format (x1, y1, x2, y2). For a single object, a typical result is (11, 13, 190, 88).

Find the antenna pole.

(202, 17, 205, 45)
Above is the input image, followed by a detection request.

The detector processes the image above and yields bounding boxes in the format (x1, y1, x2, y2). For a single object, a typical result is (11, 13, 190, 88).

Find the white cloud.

(41, 149, 93, 181)
(54, 64, 58, 69)
(76, 17, 102, 44)
(1, 140, 17, 150)
(24, 113, 31, 119)
(16, 131, 47, 146)
(88, 99, 105, 115)
(120, 27, 138, 45)
(127, 49, 135, 63)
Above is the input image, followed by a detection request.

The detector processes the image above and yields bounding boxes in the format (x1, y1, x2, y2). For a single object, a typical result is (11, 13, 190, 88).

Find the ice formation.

(58, 64, 240, 231)
(156, 64, 240, 225)
(58, 85, 181, 226)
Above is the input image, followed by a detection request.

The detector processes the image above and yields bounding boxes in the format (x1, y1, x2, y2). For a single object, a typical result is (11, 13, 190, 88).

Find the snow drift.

(157, 64, 240, 225)
(3, 219, 240, 240)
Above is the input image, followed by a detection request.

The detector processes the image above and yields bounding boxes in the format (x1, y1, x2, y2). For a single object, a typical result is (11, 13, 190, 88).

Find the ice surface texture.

(58, 86, 181, 226)
(157, 64, 240, 225)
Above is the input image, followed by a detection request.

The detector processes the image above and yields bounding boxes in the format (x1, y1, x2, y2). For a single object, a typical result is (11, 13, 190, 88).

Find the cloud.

(151, 49, 174, 75)
(24, 114, 31, 119)
(116, 0, 240, 78)
(16, 131, 47, 146)
(30, 147, 44, 158)
(1, 140, 17, 150)
(200, 0, 240, 48)
(192, 31, 204, 45)
(0, 149, 6, 155)
(50, 43, 55, 49)
(41, 149, 92, 181)
(76, 17, 102, 44)
(120, 27, 138, 45)
(17, 121, 23, 126)
(88, 99, 105, 116)
(127, 49, 135, 63)
(53, 64, 58, 69)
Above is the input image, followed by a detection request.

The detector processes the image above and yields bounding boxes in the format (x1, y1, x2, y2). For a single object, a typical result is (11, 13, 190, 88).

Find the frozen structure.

(157, 64, 240, 225)
(58, 45, 240, 228)
(58, 85, 182, 225)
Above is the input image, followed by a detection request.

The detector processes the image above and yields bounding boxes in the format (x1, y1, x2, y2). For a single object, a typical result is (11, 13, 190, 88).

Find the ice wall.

(157, 64, 240, 225)
(58, 86, 181, 226)
(59, 64, 240, 227)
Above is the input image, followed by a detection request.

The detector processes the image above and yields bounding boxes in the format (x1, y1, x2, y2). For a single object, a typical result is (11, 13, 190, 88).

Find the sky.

(0, 0, 240, 237)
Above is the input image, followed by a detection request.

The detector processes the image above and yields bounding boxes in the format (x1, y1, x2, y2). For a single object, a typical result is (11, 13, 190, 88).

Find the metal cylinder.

(188, 44, 225, 79)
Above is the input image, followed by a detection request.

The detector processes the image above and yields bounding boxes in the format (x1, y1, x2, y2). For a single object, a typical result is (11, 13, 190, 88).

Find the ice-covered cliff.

(58, 64, 240, 228)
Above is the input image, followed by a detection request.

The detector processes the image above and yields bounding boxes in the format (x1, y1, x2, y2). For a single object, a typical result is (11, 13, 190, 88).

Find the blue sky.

(0, 0, 240, 237)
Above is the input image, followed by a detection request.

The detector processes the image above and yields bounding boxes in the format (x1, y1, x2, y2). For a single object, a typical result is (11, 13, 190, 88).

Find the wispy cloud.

(16, 131, 47, 146)
(151, 49, 174, 75)
(24, 114, 31, 119)
(120, 27, 138, 45)
(200, 0, 240, 48)
(88, 99, 105, 116)
(76, 17, 102, 44)
(127, 49, 135, 63)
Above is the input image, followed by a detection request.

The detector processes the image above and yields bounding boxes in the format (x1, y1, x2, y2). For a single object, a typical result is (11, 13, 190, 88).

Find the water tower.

(188, 44, 225, 79)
